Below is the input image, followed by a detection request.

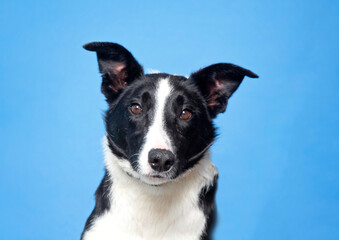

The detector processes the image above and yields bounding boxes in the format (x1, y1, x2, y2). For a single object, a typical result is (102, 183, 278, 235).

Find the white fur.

(146, 68, 161, 74)
(138, 78, 174, 176)
(82, 137, 218, 240)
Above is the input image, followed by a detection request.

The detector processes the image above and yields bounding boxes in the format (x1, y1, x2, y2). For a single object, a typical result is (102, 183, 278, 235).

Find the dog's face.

(105, 74, 216, 185)
(84, 42, 258, 185)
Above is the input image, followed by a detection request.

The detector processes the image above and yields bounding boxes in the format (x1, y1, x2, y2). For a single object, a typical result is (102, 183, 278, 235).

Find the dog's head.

(84, 42, 258, 185)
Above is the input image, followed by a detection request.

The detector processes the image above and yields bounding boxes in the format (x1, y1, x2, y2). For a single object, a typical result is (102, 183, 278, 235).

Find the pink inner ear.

(112, 62, 126, 74)
(110, 62, 127, 79)
(107, 62, 128, 92)
(207, 79, 225, 107)
(214, 79, 224, 89)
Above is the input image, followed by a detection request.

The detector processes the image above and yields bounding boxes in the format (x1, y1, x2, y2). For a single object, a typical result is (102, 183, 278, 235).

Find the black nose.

(148, 149, 175, 172)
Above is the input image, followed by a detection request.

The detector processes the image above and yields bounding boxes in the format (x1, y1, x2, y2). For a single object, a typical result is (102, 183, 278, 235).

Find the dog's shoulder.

(199, 173, 218, 240)
(81, 171, 112, 239)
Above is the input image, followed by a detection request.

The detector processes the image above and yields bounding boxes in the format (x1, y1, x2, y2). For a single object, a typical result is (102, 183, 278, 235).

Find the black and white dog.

(81, 42, 258, 240)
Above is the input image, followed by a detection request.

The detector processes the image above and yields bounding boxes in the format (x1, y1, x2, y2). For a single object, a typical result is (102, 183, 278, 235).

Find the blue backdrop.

(0, 0, 338, 239)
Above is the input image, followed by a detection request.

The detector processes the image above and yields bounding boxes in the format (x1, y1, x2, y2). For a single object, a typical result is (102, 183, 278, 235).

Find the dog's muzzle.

(148, 149, 175, 173)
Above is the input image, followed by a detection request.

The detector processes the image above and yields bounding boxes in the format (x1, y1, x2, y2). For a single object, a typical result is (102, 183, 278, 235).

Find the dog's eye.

(130, 103, 142, 114)
(180, 109, 192, 120)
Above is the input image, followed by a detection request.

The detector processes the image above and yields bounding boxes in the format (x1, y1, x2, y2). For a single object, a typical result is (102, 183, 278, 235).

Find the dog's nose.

(148, 149, 175, 172)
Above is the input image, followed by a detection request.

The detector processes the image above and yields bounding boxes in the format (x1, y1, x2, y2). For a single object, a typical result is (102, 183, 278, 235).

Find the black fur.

(81, 172, 112, 239)
(104, 73, 217, 178)
(199, 174, 219, 240)
(83, 42, 144, 103)
(190, 63, 258, 118)
(81, 42, 258, 239)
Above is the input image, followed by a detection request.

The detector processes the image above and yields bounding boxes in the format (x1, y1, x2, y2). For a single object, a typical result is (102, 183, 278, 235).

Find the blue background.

(1, 0, 338, 239)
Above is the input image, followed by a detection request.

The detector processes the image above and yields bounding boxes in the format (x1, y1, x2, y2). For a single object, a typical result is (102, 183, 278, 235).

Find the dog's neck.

(82, 137, 218, 240)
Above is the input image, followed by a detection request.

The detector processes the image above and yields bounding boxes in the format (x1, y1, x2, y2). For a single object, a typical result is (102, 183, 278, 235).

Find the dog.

(80, 42, 258, 240)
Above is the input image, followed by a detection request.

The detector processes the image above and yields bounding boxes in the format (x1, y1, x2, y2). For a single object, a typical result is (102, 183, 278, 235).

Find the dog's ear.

(83, 42, 144, 102)
(190, 63, 258, 118)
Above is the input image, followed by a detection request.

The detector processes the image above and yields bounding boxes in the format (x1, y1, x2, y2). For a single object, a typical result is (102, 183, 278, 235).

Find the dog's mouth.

(139, 170, 178, 185)
(121, 164, 176, 185)
(147, 174, 164, 179)
(130, 174, 168, 186)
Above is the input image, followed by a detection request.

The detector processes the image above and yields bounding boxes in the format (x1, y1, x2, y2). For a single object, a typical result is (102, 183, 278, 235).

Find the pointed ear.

(83, 42, 144, 102)
(190, 63, 258, 118)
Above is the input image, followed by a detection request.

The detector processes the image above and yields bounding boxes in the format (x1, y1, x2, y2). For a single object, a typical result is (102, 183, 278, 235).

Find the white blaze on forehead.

(138, 78, 173, 175)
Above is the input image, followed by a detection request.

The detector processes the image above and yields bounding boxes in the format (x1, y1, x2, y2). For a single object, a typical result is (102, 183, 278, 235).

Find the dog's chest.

(82, 151, 218, 240)
(83, 160, 218, 240)
(85, 182, 205, 240)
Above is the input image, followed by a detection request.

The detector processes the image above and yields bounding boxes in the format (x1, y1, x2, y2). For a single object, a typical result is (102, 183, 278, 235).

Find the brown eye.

(180, 109, 192, 120)
(130, 103, 142, 114)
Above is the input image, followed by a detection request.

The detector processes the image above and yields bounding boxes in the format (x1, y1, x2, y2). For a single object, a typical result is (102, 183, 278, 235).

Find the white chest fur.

(83, 143, 218, 240)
